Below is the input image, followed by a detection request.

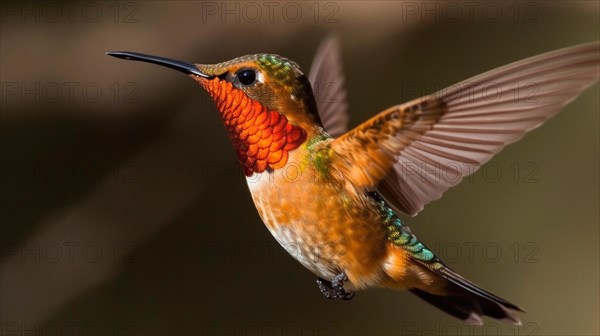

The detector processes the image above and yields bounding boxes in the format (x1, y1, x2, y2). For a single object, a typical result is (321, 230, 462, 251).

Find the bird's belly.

(246, 169, 388, 287)
(267, 223, 339, 280)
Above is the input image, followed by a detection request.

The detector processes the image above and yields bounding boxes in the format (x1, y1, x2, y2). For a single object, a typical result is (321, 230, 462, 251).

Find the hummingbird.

(107, 37, 600, 325)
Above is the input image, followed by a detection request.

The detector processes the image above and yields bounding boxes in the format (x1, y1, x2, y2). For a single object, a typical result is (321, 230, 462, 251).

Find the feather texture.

(330, 42, 600, 216)
(308, 35, 349, 138)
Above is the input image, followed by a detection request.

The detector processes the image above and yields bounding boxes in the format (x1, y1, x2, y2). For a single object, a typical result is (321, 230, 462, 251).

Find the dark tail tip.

(410, 287, 522, 325)
(410, 266, 524, 325)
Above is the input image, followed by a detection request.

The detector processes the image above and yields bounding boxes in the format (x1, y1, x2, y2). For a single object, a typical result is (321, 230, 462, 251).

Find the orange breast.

(196, 77, 306, 176)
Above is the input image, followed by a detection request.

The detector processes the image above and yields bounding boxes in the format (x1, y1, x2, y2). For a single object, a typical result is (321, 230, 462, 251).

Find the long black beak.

(106, 51, 210, 78)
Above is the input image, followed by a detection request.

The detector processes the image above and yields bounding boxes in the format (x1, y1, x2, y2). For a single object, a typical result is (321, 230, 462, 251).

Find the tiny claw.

(316, 277, 334, 299)
(331, 272, 355, 300)
(316, 272, 355, 301)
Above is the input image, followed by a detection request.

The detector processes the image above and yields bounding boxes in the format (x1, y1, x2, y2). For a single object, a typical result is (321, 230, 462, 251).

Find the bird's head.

(107, 51, 323, 175)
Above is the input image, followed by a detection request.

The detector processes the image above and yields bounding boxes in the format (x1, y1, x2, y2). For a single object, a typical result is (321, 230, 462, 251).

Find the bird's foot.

(316, 272, 354, 300)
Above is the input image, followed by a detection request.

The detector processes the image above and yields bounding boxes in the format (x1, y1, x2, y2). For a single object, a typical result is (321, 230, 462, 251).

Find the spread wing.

(309, 35, 349, 138)
(330, 42, 600, 216)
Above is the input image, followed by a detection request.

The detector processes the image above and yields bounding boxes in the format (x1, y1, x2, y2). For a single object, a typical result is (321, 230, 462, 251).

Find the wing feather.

(308, 35, 349, 138)
(329, 42, 599, 216)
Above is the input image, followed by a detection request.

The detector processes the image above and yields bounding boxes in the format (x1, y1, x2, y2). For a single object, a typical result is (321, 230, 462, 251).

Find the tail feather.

(410, 262, 524, 325)
(410, 287, 484, 325)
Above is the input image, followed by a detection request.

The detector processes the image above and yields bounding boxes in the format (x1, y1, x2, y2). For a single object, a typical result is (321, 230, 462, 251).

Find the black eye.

(237, 69, 256, 86)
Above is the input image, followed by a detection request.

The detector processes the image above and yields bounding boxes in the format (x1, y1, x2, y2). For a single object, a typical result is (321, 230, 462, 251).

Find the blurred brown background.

(1, 1, 598, 335)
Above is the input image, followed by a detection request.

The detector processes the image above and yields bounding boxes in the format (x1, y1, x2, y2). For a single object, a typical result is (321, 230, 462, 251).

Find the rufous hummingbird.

(107, 37, 600, 325)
